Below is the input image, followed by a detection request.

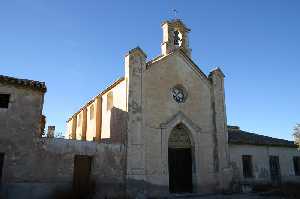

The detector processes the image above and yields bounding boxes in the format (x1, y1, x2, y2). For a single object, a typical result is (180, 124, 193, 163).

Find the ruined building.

(0, 20, 300, 199)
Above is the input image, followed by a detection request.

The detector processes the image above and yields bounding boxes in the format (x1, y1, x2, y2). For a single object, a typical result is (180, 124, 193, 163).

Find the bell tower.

(161, 19, 192, 57)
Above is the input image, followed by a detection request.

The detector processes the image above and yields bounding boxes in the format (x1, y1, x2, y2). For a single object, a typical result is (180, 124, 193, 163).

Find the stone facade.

(66, 19, 232, 196)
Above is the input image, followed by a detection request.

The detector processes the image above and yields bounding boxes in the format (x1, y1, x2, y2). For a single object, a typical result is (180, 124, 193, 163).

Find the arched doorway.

(168, 123, 193, 193)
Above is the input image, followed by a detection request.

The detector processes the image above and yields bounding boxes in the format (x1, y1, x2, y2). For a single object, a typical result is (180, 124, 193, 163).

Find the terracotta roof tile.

(0, 75, 47, 93)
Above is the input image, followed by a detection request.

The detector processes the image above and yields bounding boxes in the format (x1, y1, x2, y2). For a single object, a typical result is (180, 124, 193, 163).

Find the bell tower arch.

(161, 19, 192, 57)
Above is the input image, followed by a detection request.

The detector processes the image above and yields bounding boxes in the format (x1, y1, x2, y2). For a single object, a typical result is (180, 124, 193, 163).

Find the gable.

(143, 50, 214, 129)
(146, 49, 210, 86)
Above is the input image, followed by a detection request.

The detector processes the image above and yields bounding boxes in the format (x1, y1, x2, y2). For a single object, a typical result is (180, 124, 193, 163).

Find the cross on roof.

(173, 9, 179, 19)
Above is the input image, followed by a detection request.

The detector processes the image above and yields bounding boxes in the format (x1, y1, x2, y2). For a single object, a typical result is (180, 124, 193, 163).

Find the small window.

(90, 105, 94, 120)
(0, 94, 10, 108)
(293, 157, 300, 176)
(242, 155, 253, 178)
(77, 114, 81, 127)
(107, 92, 113, 111)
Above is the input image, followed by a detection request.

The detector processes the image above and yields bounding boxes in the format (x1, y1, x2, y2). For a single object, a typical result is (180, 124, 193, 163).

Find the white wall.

(86, 102, 96, 141)
(229, 144, 300, 183)
(101, 80, 126, 139)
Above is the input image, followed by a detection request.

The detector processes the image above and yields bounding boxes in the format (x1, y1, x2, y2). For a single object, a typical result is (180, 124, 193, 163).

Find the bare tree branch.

(293, 124, 300, 147)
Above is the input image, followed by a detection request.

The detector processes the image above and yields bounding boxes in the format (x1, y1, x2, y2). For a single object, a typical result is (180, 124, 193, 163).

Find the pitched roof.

(0, 75, 47, 93)
(228, 126, 297, 148)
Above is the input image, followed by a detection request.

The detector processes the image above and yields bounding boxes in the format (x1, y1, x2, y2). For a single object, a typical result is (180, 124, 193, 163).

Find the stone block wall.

(0, 83, 127, 198)
(1, 138, 126, 199)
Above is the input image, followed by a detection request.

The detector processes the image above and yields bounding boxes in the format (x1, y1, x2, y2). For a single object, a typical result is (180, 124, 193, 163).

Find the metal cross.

(173, 9, 178, 19)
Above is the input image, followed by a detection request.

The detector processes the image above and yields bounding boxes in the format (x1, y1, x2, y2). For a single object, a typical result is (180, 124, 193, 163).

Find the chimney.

(47, 126, 55, 138)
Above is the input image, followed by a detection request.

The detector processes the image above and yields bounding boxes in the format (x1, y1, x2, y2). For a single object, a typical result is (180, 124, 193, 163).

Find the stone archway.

(168, 123, 193, 193)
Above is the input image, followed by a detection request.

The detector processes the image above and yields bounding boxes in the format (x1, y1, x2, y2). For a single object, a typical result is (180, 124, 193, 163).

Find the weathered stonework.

(1, 19, 300, 199)
(0, 81, 126, 199)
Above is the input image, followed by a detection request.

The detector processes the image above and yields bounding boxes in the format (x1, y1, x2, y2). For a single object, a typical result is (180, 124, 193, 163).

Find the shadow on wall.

(110, 107, 128, 145)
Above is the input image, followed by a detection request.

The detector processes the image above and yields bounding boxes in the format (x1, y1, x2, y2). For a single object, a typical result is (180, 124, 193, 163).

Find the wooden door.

(168, 148, 192, 193)
(73, 155, 92, 198)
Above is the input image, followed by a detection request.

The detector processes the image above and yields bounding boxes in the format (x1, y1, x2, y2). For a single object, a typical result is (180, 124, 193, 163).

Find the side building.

(66, 77, 127, 142)
(228, 126, 300, 188)
(0, 75, 126, 199)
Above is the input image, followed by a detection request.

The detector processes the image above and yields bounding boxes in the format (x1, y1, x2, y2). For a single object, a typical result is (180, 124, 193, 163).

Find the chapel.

(1, 19, 299, 199)
(65, 19, 300, 195)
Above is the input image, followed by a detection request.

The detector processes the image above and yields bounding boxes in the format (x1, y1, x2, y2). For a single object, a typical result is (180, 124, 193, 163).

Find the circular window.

(171, 85, 187, 103)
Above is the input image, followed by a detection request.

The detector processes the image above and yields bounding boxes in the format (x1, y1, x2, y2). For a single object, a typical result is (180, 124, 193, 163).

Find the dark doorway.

(242, 155, 253, 178)
(269, 156, 281, 184)
(0, 153, 4, 185)
(73, 155, 92, 198)
(168, 148, 193, 193)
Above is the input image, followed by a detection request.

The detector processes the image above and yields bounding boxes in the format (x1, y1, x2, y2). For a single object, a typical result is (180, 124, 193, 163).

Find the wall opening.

(77, 113, 82, 127)
(293, 156, 300, 176)
(0, 153, 4, 184)
(168, 124, 193, 193)
(269, 156, 281, 184)
(90, 104, 94, 120)
(107, 91, 113, 111)
(0, 94, 10, 108)
(73, 155, 92, 197)
(242, 155, 253, 178)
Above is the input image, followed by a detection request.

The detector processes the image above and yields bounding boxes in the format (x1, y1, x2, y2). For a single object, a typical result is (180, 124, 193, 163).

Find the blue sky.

(0, 0, 299, 140)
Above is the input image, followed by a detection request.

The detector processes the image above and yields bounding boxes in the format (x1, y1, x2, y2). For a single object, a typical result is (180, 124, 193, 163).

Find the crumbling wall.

(110, 107, 127, 144)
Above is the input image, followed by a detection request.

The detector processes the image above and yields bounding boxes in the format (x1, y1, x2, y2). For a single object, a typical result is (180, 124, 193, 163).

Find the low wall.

(1, 138, 126, 199)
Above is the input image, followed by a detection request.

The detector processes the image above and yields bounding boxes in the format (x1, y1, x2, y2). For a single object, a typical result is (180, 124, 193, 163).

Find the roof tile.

(228, 126, 296, 148)
(0, 75, 47, 92)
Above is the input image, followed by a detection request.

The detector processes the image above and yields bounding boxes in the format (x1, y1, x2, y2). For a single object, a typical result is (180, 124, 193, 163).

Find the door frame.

(160, 111, 202, 193)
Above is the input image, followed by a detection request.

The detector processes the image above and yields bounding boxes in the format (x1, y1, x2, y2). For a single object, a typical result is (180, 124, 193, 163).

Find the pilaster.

(125, 47, 147, 194)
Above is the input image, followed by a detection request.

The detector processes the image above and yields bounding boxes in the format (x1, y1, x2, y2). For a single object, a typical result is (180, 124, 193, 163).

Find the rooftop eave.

(66, 77, 125, 122)
(126, 46, 147, 58)
(0, 75, 47, 93)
